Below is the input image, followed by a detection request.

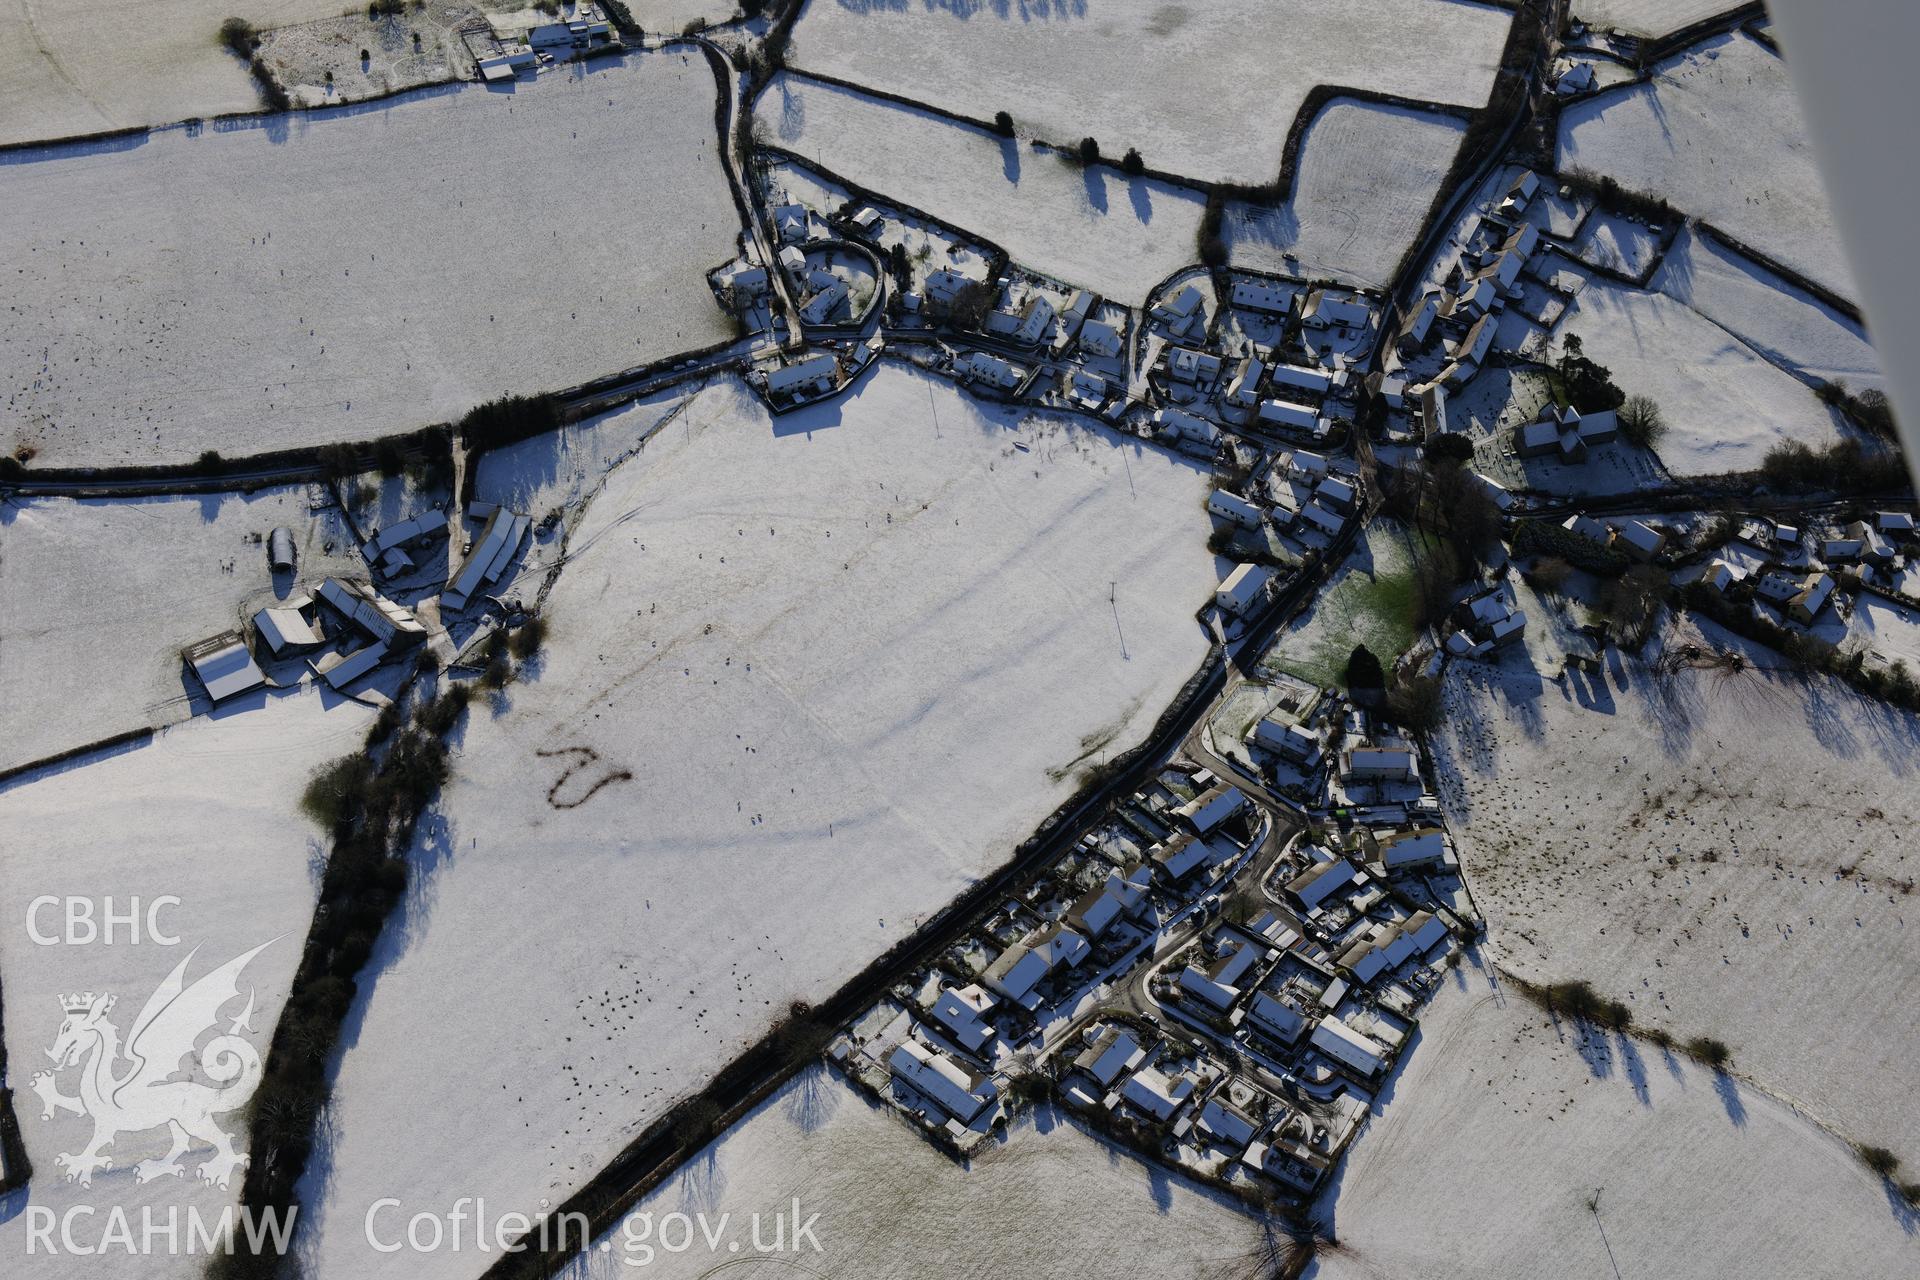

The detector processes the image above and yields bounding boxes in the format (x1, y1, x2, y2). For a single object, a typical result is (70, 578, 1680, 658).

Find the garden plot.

(1557, 275, 1845, 476)
(1558, 32, 1861, 302)
(0, 52, 736, 470)
(566, 1065, 1263, 1277)
(1225, 99, 1467, 291)
(784, 0, 1511, 187)
(1844, 593, 1920, 672)
(0, 485, 364, 774)
(1569, 210, 1662, 279)
(1429, 616, 1920, 1161)
(1257, 520, 1418, 689)
(754, 74, 1205, 305)
(294, 366, 1219, 1280)
(1314, 975, 1918, 1280)
(0, 0, 344, 146)
(1572, 0, 1742, 37)
(1653, 227, 1885, 392)
(0, 686, 371, 1280)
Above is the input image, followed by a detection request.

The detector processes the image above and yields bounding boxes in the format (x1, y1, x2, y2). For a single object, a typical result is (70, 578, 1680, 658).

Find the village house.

(1376, 827, 1454, 874)
(1215, 562, 1277, 617)
(1788, 571, 1836, 625)
(1179, 937, 1262, 1011)
(1247, 991, 1308, 1046)
(767, 351, 840, 399)
(1075, 1027, 1148, 1088)
(1077, 318, 1124, 359)
(889, 1039, 999, 1125)
(1225, 356, 1266, 408)
(1297, 289, 1370, 332)
(928, 984, 998, 1054)
(1116, 1065, 1195, 1123)
(1310, 1014, 1389, 1078)
(1150, 284, 1207, 338)
(1230, 279, 1292, 316)
(1207, 488, 1264, 530)
(1343, 744, 1419, 785)
(1167, 346, 1225, 386)
(1611, 517, 1666, 562)
(1250, 714, 1320, 766)
(958, 350, 1023, 391)
(982, 921, 1091, 1011)
(1515, 403, 1619, 462)
(1286, 856, 1360, 914)
(1176, 784, 1248, 837)
(1255, 397, 1322, 434)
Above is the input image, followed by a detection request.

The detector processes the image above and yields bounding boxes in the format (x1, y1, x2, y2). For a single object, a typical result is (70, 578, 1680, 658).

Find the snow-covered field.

(1572, 0, 1740, 37)
(0, 0, 345, 147)
(293, 366, 1221, 1279)
(0, 485, 365, 774)
(1312, 974, 1918, 1279)
(1653, 227, 1885, 392)
(1226, 99, 1467, 290)
(1430, 617, 1920, 1162)
(569, 1065, 1264, 1277)
(1557, 275, 1845, 476)
(754, 73, 1205, 304)
(0, 687, 372, 1279)
(784, 0, 1511, 187)
(1558, 32, 1861, 302)
(630, 0, 739, 27)
(1, 52, 736, 470)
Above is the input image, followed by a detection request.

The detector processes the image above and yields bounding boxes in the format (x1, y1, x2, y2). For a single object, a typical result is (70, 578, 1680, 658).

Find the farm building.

(440, 508, 531, 613)
(252, 597, 325, 658)
(317, 577, 426, 648)
(268, 527, 297, 573)
(182, 632, 267, 704)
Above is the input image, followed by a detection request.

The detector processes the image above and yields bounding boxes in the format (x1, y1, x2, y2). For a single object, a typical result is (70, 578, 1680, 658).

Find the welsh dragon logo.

(29, 940, 277, 1189)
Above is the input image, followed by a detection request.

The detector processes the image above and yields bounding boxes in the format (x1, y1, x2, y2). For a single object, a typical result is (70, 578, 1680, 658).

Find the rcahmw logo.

(28, 936, 281, 1192)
